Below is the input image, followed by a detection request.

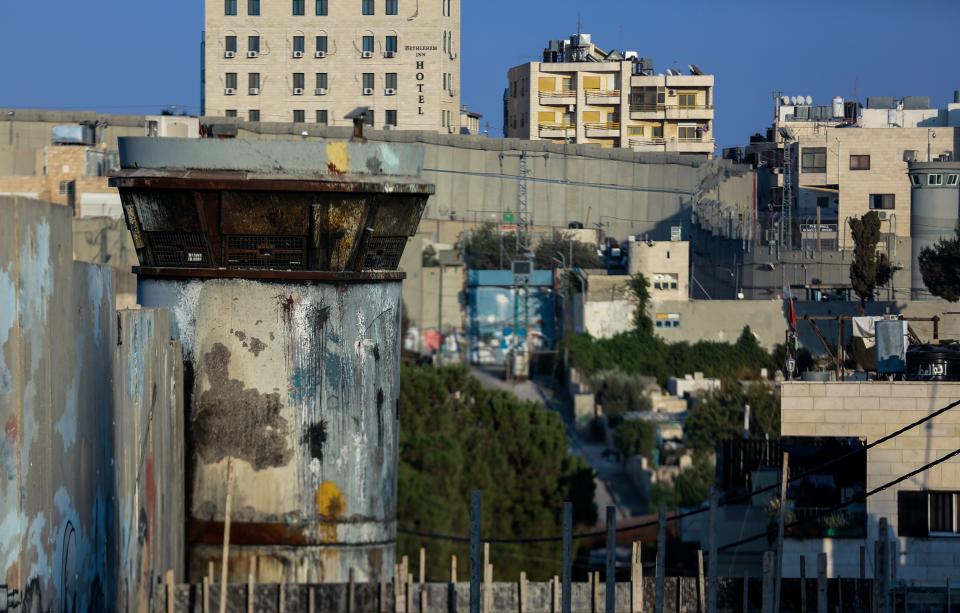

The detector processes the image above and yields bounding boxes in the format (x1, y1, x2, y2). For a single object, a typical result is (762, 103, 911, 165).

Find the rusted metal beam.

(110, 174, 435, 195)
(134, 266, 406, 282)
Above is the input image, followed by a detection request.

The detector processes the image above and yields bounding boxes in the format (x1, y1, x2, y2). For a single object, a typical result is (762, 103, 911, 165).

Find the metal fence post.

(562, 502, 572, 613)
(470, 491, 482, 613)
(606, 506, 616, 613)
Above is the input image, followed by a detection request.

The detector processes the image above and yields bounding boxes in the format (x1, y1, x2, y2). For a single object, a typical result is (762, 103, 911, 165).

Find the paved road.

(469, 366, 646, 520)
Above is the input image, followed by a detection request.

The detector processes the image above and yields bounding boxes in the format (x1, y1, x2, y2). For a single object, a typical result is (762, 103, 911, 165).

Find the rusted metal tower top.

(111, 137, 434, 281)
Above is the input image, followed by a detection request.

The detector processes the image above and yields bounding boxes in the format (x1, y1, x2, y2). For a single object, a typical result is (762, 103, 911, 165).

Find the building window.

(849, 154, 870, 170)
(225, 36, 237, 53)
(225, 0, 237, 15)
(628, 126, 645, 136)
(362, 0, 374, 14)
(929, 174, 944, 186)
(248, 72, 260, 90)
(225, 110, 237, 118)
(315, 72, 328, 89)
(225, 72, 238, 89)
(293, 73, 305, 90)
(678, 92, 697, 108)
(386, 73, 397, 90)
(316, 0, 328, 15)
(898, 491, 960, 537)
(365, 110, 375, 126)
(816, 196, 829, 209)
(386, 0, 398, 13)
(385, 35, 398, 53)
(362, 72, 374, 92)
(248, 36, 260, 53)
(316, 110, 328, 124)
(316, 35, 328, 53)
(652, 126, 664, 138)
(678, 125, 697, 140)
(362, 35, 375, 53)
(385, 109, 397, 126)
(801, 147, 827, 173)
(293, 110, 305, 122)
(249, 109, 260, 122)
(293, 36, 305, 54)
(910, 174, 921, 186)
(869, 194, 895, 210)
(948, 174, 959, 186)
(293, 0, 305, 14)
(248, 0, 260, 15)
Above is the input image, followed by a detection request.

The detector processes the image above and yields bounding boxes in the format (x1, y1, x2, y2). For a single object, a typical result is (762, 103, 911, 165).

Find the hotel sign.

(405, 44, 438, 117)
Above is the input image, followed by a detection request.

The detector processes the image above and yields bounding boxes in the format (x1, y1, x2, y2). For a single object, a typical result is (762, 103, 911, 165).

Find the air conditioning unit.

(247, 51, 259, 58)
(448, 125, 456, 134)
(249, 87, 260, 95)
(876, 211, 890, 221)
(669, 89, 677, 96)
(315, 51, 327, 59)
(293, 51, 304, 58)
(449, 88, 457, 97)
(568, 105, 576, 112)
(361, 50, 373, 59)
(224, 50, 236, 58)
(224, 87, 236, 95)
(363, 87, 374, 95)
(293, 87, 304, 95)
(315, 87, 327, 96)
(385, 88, 396, 96)
(384, 51, 396, 58)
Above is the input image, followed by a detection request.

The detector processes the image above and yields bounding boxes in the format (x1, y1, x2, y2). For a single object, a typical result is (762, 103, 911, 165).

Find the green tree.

(683, 381, 780, 455)
(534, 231, 603, 269)
(457, 222, 515, 270)
(673, 457, 715, 508)
(614, 419, 658, 459)
(848, 211, 893, 306)
(918, 226, 960, 302)
(398, 364, 597, 580)
(627, 273, 654, 334)
(588, 369, 653, 420)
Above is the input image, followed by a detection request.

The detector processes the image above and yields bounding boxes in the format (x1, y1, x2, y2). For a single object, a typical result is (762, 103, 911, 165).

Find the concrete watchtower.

(908, 160, 960, 300)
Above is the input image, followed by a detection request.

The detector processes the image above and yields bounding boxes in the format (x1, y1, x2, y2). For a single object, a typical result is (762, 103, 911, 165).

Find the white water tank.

(833, 96, 844, 118)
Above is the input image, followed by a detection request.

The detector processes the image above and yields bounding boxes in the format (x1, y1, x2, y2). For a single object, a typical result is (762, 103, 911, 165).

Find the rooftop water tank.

(906, 343, 960, 381)
(832, 96, 844, 118)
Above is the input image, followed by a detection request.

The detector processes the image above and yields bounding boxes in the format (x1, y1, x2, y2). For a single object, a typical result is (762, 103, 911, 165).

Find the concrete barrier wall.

(0, 196, 184, 611)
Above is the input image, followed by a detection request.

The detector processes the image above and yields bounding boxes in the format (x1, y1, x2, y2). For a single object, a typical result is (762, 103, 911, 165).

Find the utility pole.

(500, 151, 547, 379)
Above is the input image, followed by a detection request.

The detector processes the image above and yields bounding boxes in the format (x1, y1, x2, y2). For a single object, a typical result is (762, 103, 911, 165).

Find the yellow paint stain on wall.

(326, 142, 350, 175)
(316, 480, 345, 543)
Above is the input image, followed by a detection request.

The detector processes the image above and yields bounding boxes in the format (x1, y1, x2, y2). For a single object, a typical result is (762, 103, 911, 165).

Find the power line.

(718, 445, 960, 552)
(397, 397, 960, 544)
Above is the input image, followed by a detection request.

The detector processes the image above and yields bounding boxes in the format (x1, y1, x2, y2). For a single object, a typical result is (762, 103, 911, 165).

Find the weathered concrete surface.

(139, 278, 402, 584)
(0, 196, 184, 611)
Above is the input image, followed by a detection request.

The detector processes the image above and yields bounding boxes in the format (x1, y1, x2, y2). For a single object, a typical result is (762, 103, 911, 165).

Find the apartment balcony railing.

(628, 136, 715, 150)
(630, 104, 715, 119)
(628, 137, 667, 147)
(539, 90, 577, 102)
(585, 89, 620, 101)
(584, 122, 620, 133)
(538, 123, 575, 137)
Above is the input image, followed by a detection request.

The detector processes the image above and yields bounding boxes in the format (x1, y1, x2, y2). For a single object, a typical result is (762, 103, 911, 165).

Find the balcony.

(584, 122, 620, 137)
(539, 90, 577, 105)
(628, 136, 715, 153)
(585, 89, 620, 104)
(666, 104, 714, 120)
(629, 104, 714, 120)
(538, 123, 575, 138)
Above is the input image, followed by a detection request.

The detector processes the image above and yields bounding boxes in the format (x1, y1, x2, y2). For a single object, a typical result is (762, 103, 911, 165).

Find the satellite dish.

(781, 96, 790, 105)
(805, 95, 813, 105)
(796, 95, 805, 104)
(789, 96, 797, 105)
(688, 64, 703, 76)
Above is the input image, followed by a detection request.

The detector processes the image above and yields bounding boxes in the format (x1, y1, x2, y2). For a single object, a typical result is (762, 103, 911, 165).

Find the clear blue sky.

(2, 0, 958, 148)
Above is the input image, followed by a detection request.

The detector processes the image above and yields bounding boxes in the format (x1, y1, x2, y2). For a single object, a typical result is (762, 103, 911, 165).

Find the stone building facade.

(203, 0, 461, 131)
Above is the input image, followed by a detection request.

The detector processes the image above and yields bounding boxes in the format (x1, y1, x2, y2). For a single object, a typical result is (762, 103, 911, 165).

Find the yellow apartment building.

(504, 34, 714, 156)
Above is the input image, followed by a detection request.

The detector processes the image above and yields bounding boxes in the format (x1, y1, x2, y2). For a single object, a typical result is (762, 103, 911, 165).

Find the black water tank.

(906, 343, 960, 381)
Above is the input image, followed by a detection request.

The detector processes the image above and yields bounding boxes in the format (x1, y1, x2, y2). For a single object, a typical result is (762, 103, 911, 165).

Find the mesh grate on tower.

(360, 236, 406, 270)
(224, 235, 308, 270)
(147, 232, 213, 267)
